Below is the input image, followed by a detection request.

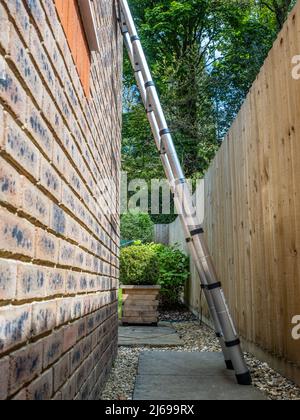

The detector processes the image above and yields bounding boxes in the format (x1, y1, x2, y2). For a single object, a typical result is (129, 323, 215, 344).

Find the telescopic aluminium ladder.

(117, 0, 252, 386)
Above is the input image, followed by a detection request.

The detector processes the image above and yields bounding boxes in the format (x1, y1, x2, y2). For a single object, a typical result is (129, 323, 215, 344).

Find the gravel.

(159, 310, 198, 323)
(101, 313, 300, 401)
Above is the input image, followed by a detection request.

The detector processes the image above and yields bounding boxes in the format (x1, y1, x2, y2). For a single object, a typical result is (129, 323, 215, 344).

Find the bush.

(121, 212, 154, 243)
(150, 244, 190, 308)
(120, 242, 190, 307)
(120, 244, 159, 286)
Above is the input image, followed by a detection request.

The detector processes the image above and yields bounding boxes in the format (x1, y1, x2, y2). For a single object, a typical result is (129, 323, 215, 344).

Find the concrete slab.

(118, 325, 182, 347)
(134, 352, 267, 400)
(137, 352, 233, 377)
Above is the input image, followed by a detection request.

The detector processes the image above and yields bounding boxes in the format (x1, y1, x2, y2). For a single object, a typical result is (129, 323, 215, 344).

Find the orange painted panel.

(55, 0, 91, 97)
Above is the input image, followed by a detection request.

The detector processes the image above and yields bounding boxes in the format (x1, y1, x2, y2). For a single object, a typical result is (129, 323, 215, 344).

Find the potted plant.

(120, 243, 161, 325)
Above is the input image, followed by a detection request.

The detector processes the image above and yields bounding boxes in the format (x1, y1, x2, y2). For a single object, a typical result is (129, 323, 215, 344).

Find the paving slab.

(118, 325, 182, 347)
(134, 352, 267, 400)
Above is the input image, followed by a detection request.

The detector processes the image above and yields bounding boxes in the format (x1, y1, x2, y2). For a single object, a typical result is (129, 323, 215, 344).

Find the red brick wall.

(0, 0, 122, 400)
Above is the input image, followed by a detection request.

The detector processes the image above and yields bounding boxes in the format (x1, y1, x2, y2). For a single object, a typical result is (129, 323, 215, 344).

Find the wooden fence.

(154, 224, 170, 245)
(156, 1, 300, 385)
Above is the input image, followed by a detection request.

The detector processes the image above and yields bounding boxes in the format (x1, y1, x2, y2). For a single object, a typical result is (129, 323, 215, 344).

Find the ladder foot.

(225, 360, 234, 370)
(236, 371, 252, 386)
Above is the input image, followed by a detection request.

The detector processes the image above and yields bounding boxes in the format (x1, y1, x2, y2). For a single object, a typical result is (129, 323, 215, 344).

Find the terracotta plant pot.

(121, 285, 161, 326)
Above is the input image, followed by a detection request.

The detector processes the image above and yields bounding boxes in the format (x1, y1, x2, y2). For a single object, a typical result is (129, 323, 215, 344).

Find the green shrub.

(120, 244, 159, 286)
(150, 244, 190, 308)
(121, 212, 154, 243)
(120, 242, 189, 307)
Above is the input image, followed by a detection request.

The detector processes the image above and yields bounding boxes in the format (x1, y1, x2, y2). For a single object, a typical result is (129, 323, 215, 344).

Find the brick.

(0, 4, 10, 52)
(0, 304, 31, 354)
(26, 102, 53, 158)
(0, 356, 9, 400)
(39, 158, 61, 202)
(88, 313, 98, 335)
(0, 156, 22, 208)
(68, 169, 83, 201)
(60, 130, 77, 167)
(91, 329, 98, 350)
(47, 268, 65, 295)
(74, 391, 81, 400)
(61, 183, 77, 216)
(31, 300, 57, 336)
(70, 341, 83, 374)
(65, 271, 78, 294)
(71, 297, 83, 320)
(56, 91, 71, 131)
(61, 373, 76, 401)
(84, 253, 93, 272)
(88, 274, 97, 292)
(56, 298, 72, 326)
(93, 345, 102, 374)
(75, 318, 86, 342)
(0, 58, 27, 122)
(9, 27, 43, 108)
(3, 114, 40, 179)
(5, 0, 30, 46)
(81, 336, 92, 361)
(9, 340, 43, 394)
(85, 352, 94, 377)
(52, 391, 62, 400)
(0, 106, 3, 147)
(57, 28, 72, 75)
(78, 273, 88, 293)
(59, 240, 75, 267)
(53, 353, 70, 392)
(64, 78, 79, 115)
(79, 225, 90, 250)
(82, 295, 91, 316)
(80, 379, 90, 401)
(96, 324, 104, 345)
(29, 25, 56, 92)
(62, 324, 77, 353)
(42, 93, 63, 139)
(26, 0, 47, 43)
(11, 388, 27, 400)
(74, 248, 85, 270)
(0, 207, 35, 258)
(50, 204, 66, 235)
(27, 369, 53, 400)
(35, 229, 59, 263)
(75, 363, 86, 393)
(0, 259, 17, 301)
(21, 178, 50, 227)
(89, 381, 99, 401)
(91, 256, 99, 275)
(52, 142, 67, 176)
(65, 216, 80, 243)
(43, 329, 63, 369)
(16, 263, 47, 300)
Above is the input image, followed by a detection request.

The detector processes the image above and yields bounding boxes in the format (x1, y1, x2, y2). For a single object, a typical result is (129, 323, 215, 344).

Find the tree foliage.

(120, 212, 154, 243)
(150, 244, 190, 308)
(259, 0, 296, 29)
(122, 0, 296, 220)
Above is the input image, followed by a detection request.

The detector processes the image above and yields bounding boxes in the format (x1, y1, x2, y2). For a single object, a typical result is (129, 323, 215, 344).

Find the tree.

(122, 105, 163, 181)
(122, 0, 296, 220)
(259, 0, 296, 30)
